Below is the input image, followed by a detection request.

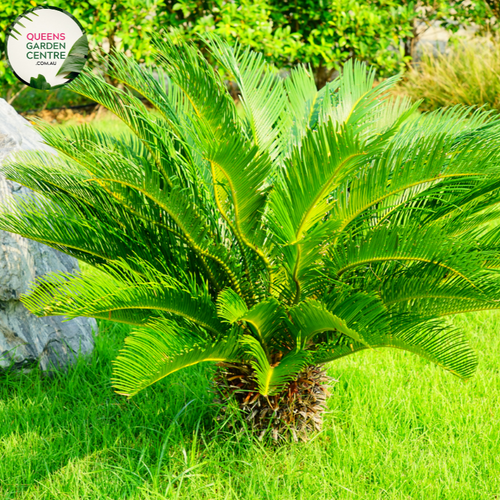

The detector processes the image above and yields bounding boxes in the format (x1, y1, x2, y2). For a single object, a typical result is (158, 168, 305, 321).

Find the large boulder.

(0, 98, 96, 370)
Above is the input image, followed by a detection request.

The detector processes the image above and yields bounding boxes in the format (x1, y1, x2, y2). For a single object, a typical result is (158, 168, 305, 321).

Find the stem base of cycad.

(213, 363, 331, 442)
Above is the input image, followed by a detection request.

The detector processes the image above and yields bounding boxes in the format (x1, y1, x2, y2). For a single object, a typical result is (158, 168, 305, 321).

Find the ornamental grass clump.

(399, 36, 500, 113)
(2, 36, 500, 440)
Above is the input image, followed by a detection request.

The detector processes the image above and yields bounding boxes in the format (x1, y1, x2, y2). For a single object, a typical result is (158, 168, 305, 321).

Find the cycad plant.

(2, 37, 500, 440)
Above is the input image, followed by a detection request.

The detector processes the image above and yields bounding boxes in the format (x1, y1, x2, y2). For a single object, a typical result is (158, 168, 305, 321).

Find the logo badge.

(6, 7, 88, 90)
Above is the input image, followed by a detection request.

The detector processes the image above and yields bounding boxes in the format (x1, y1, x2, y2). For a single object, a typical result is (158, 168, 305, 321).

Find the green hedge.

(0, 0, 158, 101)
(1, 0, 496, 104)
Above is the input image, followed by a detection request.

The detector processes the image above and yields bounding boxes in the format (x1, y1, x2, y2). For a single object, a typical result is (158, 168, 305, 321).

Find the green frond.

(98, 51, 216, 195)
(0, 192, 155, 266)
(153, 35, 240, 146)
(208, 130, 271, 251)
(22, 263, 226, 336)
(281, 65, 338, 153)
(206, 36, 288, 160)
(323, 60, 403, 135)
(67, 68, 181, 177)
(112, 326, 242, 397)
(238, 299, 290, 347)
(269, 121, 364, 246)
(328, 224, 486, 289)
(242, 336, 308, 396)
(330, 116, 500, 238)
(382, 269, 500, 317)
(321, 288, 390, 338)
(216, 288, 248, 324)
(33, 118, 198, 192)
(389, 320, 478, 379)
(289, 299, 363, 346)
(30, 130, 239, 289)
(151, 36, 275, 296)
(267, 120, 366, 302)
(314, 319, 477, 380)
(1, 150, 173, 240)
(104, 50, 180, 130)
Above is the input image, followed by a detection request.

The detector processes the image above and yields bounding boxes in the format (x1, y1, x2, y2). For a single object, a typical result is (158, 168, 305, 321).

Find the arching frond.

(112, 325, 242, 397)
(216, 288, 248, 324)
(242, 336, 308, 396)
(206, 36, 288, 160)
(22, 263, 226, 336)
(313, 318, 477, 380)
(289, 300, 363, 346)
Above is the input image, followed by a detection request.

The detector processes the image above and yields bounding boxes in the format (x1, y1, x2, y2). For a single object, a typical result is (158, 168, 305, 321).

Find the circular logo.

(5, 7, 88, 90)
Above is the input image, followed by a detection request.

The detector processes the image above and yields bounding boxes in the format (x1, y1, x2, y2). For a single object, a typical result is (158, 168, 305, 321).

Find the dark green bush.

(161, 0, 498, 86)
(1, 0, 159, 105)
(1, 0, 498, 107)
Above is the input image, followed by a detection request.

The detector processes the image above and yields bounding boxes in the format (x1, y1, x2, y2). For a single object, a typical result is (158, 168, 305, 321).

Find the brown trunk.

(313, 64, 337, 90)
(404, 15, 419, 65)
(213, 362, 331, 441)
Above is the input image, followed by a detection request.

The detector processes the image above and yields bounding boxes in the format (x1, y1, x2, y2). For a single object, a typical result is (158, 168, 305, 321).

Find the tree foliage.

(2, 0, 499, 99)
(161, 0, 499, 86)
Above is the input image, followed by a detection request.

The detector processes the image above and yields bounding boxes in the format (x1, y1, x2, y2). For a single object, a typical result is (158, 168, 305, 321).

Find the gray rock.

(0, 98, 97, 370)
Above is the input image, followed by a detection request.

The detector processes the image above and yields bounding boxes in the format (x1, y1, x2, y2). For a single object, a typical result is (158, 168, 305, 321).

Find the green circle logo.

(5, 7, 89, 90)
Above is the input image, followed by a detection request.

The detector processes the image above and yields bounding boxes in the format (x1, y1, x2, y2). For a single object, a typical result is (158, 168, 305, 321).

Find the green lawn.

(1, 311, 499, 499)
(56, 111, 132, 136)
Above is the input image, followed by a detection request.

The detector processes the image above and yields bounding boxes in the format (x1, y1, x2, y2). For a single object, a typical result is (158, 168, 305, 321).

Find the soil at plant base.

(213, 363, 332, 442)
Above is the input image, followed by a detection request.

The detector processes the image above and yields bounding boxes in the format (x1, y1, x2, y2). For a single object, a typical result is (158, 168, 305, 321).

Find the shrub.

(0, 0, 159, 103)
(2, 0, 498, 101)
(162, 0, 500, 86)
(162, 0, 416, 86)
(2, 37, 500, 440)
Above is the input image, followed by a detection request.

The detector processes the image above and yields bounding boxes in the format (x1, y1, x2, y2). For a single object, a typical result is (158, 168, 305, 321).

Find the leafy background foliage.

(1, 0, 499, 106)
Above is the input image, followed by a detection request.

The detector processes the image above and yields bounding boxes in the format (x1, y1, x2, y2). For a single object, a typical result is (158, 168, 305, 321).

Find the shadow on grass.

(0, 320, 239, 498)
(4, 313, 500, 499)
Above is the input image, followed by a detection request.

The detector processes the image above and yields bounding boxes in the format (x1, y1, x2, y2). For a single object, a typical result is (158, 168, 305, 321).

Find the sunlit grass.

(1, 311, 499, 499)
(56, 110, 132, 136)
